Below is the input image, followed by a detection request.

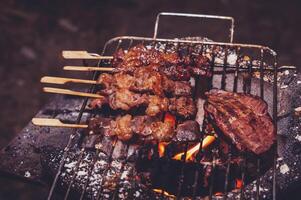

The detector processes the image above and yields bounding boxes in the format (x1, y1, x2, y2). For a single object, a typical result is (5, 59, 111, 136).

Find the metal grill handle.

(153, 12, 235, 43)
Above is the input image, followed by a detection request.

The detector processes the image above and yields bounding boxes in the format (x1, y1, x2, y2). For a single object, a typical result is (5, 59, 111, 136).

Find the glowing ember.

(173, 135, 215, 161)
(235, 179, 243, 189)
(158, 142, 168, 157)
(153, 189, 175, 198)
(164, 112, 176, 128)
(214, 192, 224, 196)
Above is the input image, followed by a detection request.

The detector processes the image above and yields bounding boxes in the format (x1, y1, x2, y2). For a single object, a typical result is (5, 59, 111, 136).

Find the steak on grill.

(204, 89, 276, 155)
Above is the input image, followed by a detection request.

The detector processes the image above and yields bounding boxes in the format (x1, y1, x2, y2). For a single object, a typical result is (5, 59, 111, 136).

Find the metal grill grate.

(46, 13, 278, 200)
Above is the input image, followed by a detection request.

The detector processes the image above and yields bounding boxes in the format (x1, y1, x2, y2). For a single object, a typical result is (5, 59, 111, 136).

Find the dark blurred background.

(0, 0, 300, 199)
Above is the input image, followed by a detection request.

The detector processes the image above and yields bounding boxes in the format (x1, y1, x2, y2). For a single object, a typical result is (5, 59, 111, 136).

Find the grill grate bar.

(191, 137, 205, 200)
(79, 152, 99, 200)
(272, 56, 278, 200)
(222, 48, 232, 200)
(191, 45, 207, 200)
(64, 148, 85, 200)
(240, 154, 247, 200)
(62, 37, 125, 200)
(223, 146, 232, 199)
(111, 144, 131, 200)
(221, 47, 228, 90)
(94, 39, 134, 200)
(47, 58, 101, 200)
(256, 159, 261, 200)
(233, 47, 240, 93)
(175, 142, 189, 199)
(95, 138, 118, 200)
(160, 146, 174, 199)
(209, 149, 218, 200)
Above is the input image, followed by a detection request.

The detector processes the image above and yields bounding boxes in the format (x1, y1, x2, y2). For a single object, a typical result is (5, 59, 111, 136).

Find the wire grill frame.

(46, 13, 278, 200)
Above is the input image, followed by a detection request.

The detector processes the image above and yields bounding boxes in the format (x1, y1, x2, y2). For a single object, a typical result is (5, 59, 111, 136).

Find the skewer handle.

(43, 87, 104, 98)
(62, 51, 113, 60)
(41, 76, 97, 85)
(63, 66, 114, 72)
(32, 118, 88, 128)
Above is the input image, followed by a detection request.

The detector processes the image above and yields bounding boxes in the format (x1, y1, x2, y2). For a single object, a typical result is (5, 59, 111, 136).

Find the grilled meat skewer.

(112, 44, 211, 80)
(88, 115, 200, 142)
(97, 67, 192, 97)
(204, 89, 276, 155)
(89, 89, 197, 118)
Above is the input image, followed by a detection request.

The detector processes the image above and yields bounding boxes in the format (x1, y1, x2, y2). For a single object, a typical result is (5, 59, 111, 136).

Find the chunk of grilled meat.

(97, 69, 192, 97)
(133, 66, 164, 96)
(89, 89, 196, 118)
(112, 114, 134, 141)
(169, 96, 197, 118)
(109, 89, 147, 111)
(145, 95, 169, 116)
(111, 44, 211, 80)
(204, 90, 276, 155)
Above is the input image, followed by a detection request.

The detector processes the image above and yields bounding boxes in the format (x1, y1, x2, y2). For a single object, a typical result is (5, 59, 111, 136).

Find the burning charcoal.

(82, 134, 102, 149)
(173, 120, 200, 142)
(87, 117, 111, 135)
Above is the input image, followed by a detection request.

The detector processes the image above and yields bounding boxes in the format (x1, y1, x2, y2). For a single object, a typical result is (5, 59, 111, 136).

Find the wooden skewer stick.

(32, 118, 88, 128)
(63, 66, 114, 72)
(43, 87, 104, 98)
(41, 76, 97, 85)
(62, 51, 113, 60)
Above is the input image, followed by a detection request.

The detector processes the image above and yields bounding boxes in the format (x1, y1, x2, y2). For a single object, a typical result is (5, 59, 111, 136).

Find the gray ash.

(40, 145, 172, 199)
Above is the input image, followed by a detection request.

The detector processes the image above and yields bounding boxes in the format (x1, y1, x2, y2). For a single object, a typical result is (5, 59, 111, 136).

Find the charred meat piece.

(145, 95, 169, 116)
(133, 66, 164, 96)
(88, 96, 108, 109)
(88, 117, 111, 135)
(112, 114, 134, 141)
(150, 121, 174, 142)
(89, 89, 196, 118)
(204, 90, 276, 154)
(159, 65, 191, 81)
(97, 73, 115, 89)
(169, 97, 197, 118)
(114, 73, 136, 90)
(109, 89, 147, 111)
(162, 76, 192, 97)
(97, 73, 135, 95)
(190, 54, 212, 77)
(131, 115, 156, 138)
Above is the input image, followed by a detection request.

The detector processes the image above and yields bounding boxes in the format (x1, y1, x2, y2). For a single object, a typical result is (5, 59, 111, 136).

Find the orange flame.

(173, 136, 215, 161)
(235, 179, 243, 189)
(153, 189, 175, 198)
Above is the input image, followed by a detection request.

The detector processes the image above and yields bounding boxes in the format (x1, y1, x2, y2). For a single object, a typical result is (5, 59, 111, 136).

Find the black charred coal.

(173, 120, 200, 142)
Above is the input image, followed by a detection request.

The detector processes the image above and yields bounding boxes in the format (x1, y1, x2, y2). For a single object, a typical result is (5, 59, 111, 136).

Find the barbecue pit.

(0, 12, 301, 200)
